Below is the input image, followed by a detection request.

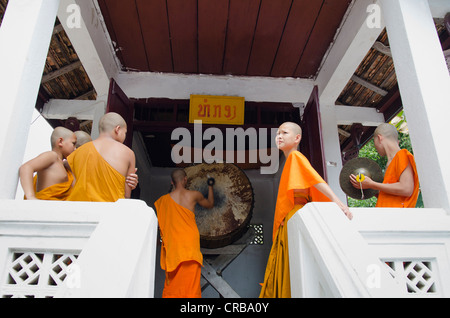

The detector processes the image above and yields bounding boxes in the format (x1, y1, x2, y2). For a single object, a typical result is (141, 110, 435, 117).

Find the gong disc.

(339, 157, 384, 200)
(185, 163, 254, 249)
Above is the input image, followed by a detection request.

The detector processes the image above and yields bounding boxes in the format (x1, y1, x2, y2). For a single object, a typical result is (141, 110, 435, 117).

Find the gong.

(339, 157, 384, 200)
(185, 163, 254, 249)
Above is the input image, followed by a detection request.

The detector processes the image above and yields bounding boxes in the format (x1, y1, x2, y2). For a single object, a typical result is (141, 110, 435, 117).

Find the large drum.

(185, 163, 254, 249)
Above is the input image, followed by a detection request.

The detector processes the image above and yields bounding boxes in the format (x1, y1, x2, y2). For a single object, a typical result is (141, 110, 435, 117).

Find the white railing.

(0, 199, 158, 298)
(288, 203, 450, 298)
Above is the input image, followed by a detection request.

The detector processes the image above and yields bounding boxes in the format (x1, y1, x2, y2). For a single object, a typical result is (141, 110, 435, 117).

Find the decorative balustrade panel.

(0, 199, 158, 298)
(2, 251, 80, 298)
(383, 260, 437, 295)
(355, 209, 450, 297)
(288, 203, 450, 298)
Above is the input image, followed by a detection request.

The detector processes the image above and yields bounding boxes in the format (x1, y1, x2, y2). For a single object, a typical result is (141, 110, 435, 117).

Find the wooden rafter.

(351, 74, 388, 97)
(41, 60, 83, 83)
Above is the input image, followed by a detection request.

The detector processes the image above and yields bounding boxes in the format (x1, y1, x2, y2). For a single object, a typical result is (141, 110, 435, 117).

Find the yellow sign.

(189, 95, 245, 125)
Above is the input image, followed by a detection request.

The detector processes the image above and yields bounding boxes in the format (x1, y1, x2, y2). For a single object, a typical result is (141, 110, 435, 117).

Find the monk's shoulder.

(115, 141, 135, 156)
(36, 151, 60, 167)
(42, 150, 59, 160)
(185, 189, 203, 200)
(394, 149, 415, 166)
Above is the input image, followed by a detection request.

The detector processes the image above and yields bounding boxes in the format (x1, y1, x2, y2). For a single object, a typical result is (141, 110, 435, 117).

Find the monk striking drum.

(184, 163, 254, 249)
(154, 169, 215, 298)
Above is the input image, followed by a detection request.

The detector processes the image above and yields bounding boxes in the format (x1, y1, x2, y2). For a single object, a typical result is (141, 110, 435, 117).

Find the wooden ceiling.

(1, 0, 449, 166)
(97, 0, 352, 78)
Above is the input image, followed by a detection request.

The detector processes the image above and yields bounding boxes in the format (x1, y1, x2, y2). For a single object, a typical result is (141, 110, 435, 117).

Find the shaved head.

(99, 112, 127, 133)
(374, 123, 398, 141)
(51, 127, 75, 148)
(74, 131, 92, 148)
(171, 169, 187, 185)
(280, 122, 302, 136)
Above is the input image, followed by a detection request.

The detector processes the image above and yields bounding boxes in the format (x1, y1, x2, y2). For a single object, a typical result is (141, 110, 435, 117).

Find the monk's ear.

(295, 133, 302, 144)
(114, 125, 121, 135)
(57, 137, 64, 147)
(376, 134, 383, 143)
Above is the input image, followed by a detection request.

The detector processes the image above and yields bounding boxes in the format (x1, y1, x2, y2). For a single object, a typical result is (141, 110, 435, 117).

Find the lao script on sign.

(189, 95, 245, 125)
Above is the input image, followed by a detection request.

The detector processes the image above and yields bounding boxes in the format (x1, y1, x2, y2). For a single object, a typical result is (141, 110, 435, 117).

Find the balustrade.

(0, 199, 158, 298)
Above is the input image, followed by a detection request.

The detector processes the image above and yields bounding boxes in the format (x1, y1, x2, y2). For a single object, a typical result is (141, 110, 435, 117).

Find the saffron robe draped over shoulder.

(260, 151, 331, 298)
(154, 194, 203, 272)
(154, 194, 203, 298)
(67, 141, 125, 202)
(29, 167, 74, 201)
(376, 149, 420, 208)
(272, 151, 331, 241)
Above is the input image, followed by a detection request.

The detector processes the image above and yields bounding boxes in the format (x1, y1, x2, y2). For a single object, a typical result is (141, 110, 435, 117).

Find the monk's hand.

(207, 176, 215, 186)
(126, 168, 139, 190)
(349, 174, 373, 190)
(337, 201, 353, 220)
(342, 206, 353, 220)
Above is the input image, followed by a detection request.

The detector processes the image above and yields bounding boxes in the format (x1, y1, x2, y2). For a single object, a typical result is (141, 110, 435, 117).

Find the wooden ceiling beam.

(372, 41, 392, 57)
(41, 60, 82, 83)
(351, 74, 388, 96)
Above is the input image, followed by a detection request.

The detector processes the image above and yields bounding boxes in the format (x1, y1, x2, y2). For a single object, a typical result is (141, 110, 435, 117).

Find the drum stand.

(200, 226, 255, 298)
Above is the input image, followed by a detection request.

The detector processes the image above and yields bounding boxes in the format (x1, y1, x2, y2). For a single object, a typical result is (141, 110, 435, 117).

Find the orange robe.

(66, 141, 125, 202)
(272, 151, 331, 242)
(376, 149, 420, 208)
(154, 194, 203, 298)
(260, 151, 330, 298)
(28, 167, 74, 201)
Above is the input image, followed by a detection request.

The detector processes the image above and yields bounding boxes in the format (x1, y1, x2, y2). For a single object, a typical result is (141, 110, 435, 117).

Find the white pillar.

(57, 0, 116, 97)
(0, 0, 61, 199)
(380, 0, 450, 211)
(316, 0, 384, 105)
(319, 103, 347, 203)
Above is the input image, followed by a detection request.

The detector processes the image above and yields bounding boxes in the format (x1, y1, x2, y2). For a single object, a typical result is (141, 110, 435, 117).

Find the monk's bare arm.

(19, 152, 58, 200)
(126, 168, 139, 190)
(195, 185, 214, 209)
(124, 150, 136, 199)
(312, 183, 353, 220)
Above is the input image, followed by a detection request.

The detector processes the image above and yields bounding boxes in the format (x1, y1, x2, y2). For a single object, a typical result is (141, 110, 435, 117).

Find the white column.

(314, 0, 384, 203)
(319, 104, 347, 203)
(91, 95, 108, 140)
(380, 0, 450, 211)
(57, 0, 117, 97)
(316, 0, 384, 105)
(0, 0, 61, 199)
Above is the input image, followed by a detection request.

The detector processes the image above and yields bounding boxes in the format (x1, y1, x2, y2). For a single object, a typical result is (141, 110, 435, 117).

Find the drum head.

(185, 163, 254, 249)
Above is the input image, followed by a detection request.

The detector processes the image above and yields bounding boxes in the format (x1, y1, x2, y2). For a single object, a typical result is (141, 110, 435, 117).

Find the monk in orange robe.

(154, 169, 215, 298)
(350, 123, 420, 207)
(67, 112, 136, 202)
(260, 122, 352, 298)
(20, 127, 77, 201)
(30, 167, 74, 200)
